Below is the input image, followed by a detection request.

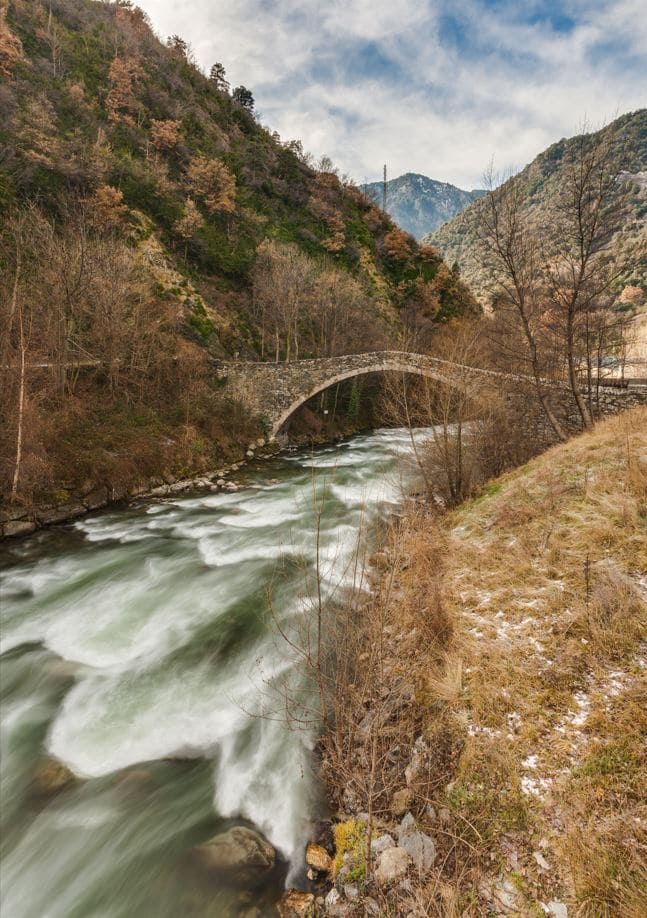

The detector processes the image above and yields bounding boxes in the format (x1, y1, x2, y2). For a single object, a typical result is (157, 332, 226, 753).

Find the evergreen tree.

(209, 62, 229, 93)
(232, 85, 254, 114)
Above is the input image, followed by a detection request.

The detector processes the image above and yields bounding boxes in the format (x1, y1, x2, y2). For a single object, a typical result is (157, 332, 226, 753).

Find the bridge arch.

(270, 360, 459, 439)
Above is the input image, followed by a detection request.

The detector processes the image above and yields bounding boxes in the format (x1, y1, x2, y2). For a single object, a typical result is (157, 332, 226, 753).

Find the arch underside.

(269, 363, 460, 438)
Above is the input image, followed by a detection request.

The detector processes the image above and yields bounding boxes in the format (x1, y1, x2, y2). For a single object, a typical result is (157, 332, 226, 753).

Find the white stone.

(325, 888, 341, 908)
(370, 834, 395, 855)
(374, 846, 411, 885)
(397, 815, 436, 874)
(398, 812, 416, 841)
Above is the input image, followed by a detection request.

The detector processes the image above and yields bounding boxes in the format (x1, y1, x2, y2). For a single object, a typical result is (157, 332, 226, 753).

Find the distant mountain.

(364, 173, 485, 239)
(427, 111, 647, 307)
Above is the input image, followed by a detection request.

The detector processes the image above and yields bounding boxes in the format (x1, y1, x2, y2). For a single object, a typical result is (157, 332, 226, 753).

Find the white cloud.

(136, 0, 647, 188)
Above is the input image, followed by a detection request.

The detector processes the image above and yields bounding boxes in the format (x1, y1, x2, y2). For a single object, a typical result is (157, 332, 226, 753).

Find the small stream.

(0, 427, 431, 916)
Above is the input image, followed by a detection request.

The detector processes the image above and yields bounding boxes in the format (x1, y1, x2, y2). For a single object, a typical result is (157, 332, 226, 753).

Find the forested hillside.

(428, 111, 647, 309)
(0, 0, 476, 510)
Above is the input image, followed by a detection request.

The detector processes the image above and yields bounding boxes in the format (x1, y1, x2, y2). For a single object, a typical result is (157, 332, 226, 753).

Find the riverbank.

(310, 407, 647, 917)
(0, 410, 376, 540)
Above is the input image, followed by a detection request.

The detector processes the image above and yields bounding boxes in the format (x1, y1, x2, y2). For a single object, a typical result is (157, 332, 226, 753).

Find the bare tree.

(252, 240, 316, 361)
(540, 124, 626, 427)
(475, 167, 567, 441)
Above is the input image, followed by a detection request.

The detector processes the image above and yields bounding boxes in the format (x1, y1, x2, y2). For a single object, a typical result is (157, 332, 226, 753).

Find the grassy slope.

(328, 409, 646, 916)
(439, 407, 646, 915)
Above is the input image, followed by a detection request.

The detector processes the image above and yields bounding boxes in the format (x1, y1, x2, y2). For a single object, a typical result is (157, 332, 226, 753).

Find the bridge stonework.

(214, 350, 647, 442)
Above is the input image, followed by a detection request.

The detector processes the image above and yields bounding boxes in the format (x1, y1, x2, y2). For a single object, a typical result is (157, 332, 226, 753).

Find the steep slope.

(427, 111, 647, 307)
(0, 0, 477, 512)
(365, 172, 484, 239)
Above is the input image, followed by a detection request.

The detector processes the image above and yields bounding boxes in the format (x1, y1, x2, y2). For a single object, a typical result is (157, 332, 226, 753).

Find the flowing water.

(0, 427, 430, 917)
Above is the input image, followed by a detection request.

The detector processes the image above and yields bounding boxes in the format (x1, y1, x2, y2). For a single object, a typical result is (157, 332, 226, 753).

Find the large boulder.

(192, 826, 276, 886)
(276, 889, 317, 918)
(374, 846, 411, 885)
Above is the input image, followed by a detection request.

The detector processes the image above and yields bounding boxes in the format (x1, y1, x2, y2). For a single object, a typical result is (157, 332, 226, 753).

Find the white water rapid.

(0, 427, 431, 917)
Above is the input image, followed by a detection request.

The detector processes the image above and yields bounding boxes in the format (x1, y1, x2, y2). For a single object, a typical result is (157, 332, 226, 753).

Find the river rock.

(82, 486, 108, 510)
(400, 830, 436, 874)
(305, 842, 332, 873)
(323, 887, 353, 917)
(192, 826, 275, 886)
(374, 846, 411, 885)
(4, 519, 36, 537)
(32, 758, 77, 795)
(114, 769, 155, 793)
(276, 890, 317, 918)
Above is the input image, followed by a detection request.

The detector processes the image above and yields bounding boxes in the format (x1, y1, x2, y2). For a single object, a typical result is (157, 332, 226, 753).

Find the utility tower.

(383, 164, 387, 211)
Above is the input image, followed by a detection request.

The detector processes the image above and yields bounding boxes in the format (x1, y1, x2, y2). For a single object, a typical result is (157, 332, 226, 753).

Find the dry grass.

(333, 407, 647, 916)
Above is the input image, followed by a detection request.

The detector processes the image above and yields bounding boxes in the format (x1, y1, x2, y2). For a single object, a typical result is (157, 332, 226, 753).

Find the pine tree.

(232, 85, 254, 114)
(209, 62, 230, 93)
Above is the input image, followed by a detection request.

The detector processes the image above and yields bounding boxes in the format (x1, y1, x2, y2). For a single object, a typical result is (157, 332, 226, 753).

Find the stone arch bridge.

(214, 350, 647, 442)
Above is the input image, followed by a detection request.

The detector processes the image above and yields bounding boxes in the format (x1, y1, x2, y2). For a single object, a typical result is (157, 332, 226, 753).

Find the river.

(0, 427, 430, 917)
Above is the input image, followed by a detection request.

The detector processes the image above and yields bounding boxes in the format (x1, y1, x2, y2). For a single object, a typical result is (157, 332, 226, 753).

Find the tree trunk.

(11, 306, 26, 503)
(519, 309, 568, 442)
(566, 310, 592, 429)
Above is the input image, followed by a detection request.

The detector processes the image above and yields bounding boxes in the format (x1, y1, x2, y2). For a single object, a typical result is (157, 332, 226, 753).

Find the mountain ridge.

(426, 110, 647, 307)
(365, 171, 485, 239)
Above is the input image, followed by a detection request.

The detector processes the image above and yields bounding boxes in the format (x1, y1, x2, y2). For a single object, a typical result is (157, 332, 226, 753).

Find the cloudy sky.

(136, 0, 646, 189)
